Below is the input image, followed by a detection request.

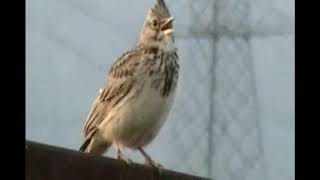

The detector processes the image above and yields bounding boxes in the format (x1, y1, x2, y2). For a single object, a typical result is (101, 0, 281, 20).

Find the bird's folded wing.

(81, 49, 142, 140)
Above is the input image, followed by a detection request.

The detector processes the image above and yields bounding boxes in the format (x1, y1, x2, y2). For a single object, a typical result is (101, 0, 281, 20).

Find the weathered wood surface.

(25, 140, 210, 180)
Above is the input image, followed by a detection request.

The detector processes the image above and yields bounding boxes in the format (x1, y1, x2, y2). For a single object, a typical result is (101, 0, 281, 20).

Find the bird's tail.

(79, 137, 91, 152)
(79, 137, 111, 155)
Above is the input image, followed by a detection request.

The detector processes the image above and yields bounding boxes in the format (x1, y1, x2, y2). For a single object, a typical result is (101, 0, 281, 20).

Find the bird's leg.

(138, 147, 163, 168)
(114, 142, 132, 164)
(114, 143, 122, 160)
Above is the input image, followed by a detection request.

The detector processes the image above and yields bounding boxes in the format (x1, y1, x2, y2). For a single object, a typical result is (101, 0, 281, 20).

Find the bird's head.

(137, 0, 176, 52)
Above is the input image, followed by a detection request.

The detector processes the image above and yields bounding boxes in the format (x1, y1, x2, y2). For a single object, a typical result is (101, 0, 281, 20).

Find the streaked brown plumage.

(79, 0, 179, 167)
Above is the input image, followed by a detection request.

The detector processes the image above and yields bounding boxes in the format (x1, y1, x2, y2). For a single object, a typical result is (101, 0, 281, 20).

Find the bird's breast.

(132, 78, 175, 123)
(115, 79, 176, 148)
(104, 50, 179, 148)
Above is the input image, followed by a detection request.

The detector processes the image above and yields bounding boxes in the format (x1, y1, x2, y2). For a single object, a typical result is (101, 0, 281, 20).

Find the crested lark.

(79, 0, 179, 168)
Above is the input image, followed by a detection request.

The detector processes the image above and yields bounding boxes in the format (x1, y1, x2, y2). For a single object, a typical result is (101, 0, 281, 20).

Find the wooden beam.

(26, 140, 210, 180)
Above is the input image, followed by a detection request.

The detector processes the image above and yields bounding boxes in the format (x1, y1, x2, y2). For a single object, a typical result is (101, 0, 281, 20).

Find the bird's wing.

(81, 49, 142, 141)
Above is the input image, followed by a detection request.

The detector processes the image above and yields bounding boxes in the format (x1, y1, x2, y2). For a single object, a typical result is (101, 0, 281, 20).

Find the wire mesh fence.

(26, 0, 294, 180)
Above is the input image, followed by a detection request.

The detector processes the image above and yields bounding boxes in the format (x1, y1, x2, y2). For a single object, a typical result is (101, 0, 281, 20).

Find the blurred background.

(26, 0, 294, 180)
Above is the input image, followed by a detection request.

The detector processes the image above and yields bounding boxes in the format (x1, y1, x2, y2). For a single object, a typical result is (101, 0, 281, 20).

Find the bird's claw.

(117, 153, 133, 165)
(145, 159, 163, 169)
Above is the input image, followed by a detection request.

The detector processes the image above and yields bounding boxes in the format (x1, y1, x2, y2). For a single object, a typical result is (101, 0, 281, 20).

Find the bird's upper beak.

(161, 17, 174, 35)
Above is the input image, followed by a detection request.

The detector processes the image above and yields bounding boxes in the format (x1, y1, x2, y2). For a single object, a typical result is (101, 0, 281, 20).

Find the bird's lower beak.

(161, 17, 174, 35)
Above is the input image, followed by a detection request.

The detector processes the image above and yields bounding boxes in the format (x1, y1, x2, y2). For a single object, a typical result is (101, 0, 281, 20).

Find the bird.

(79, 0, 179, 168)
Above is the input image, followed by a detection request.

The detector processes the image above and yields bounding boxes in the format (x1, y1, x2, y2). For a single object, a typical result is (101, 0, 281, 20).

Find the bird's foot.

(117, 153, 133, 165)
(115, 143, 133, 165)
(138, 147, 163, 169)
(144, 158, 163, 169)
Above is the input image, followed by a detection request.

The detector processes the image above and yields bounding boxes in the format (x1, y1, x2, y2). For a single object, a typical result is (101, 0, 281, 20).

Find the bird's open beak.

(161, 17, 174, 35)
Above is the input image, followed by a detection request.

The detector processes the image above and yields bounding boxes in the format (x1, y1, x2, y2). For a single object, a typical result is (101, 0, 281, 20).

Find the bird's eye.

(152, 20, 158, 27)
